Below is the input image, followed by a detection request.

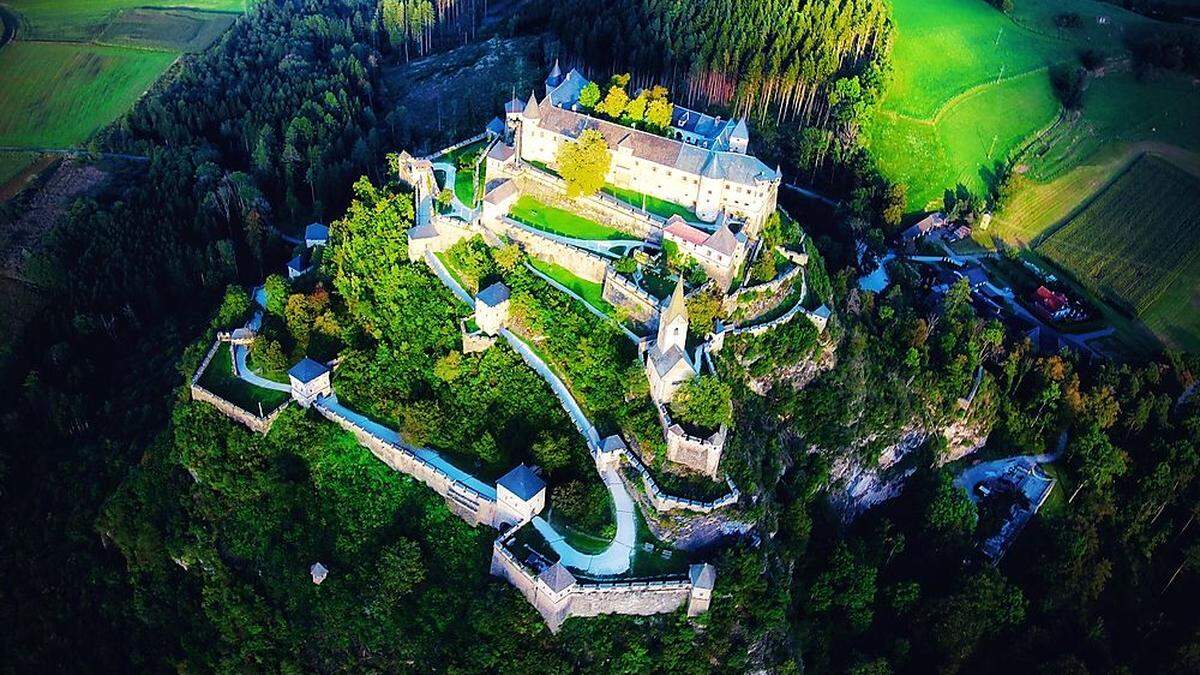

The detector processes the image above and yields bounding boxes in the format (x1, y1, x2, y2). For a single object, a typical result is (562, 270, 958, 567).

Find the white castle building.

(505, 64, 782, 236)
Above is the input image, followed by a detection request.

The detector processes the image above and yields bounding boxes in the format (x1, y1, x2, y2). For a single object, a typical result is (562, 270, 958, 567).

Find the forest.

(1, 0, 1199, 672)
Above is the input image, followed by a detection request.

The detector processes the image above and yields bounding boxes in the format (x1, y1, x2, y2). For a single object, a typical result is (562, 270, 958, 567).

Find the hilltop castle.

(504, 64, 782, 237)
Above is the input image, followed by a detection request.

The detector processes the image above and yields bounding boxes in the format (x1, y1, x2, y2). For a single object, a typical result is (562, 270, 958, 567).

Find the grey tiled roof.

(305, 222, 328, 241)
(477, 281, 511, 307)
(538, 562, 577, 592)
(407, 222, 440, 240)
(649, 344, 691, 378)
(497, 463, 545, 500)
(690, 563, 716, 589)
(482, 178, 517, 204)
(288, 358, 328, 383)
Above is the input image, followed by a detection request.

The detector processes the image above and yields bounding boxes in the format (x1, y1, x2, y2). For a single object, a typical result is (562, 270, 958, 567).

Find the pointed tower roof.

(549, 58, 562, 80)
(662, 276, 688, 326)
(523, 91, 540, 119)
(731, 116, 750, 139)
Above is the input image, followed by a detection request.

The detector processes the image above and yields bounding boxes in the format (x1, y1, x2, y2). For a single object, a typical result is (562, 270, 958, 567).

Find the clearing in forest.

(1035, 155, 1200, 351)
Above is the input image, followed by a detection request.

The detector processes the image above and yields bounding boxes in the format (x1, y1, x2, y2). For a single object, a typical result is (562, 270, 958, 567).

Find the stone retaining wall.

(622, 449, 739, 513)
(315, 401, 497, 527)
(424, 132, 488, 161)
(516, 169, 662, 241)
(494, 217, 609, 283)
(601, 269, 660, 325)
(723, 263, 802, 314)
(490, 527, 697, 632)
(190, 384, 287, 435)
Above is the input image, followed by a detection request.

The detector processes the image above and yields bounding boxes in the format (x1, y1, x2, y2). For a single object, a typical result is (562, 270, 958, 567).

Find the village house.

(305, 222, 329, 248)
(1031, 285, 1071, 322)
(504, 65, 781, 237)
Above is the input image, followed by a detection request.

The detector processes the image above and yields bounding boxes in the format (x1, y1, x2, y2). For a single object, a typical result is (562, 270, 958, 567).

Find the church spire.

(656, 276, 689, 352)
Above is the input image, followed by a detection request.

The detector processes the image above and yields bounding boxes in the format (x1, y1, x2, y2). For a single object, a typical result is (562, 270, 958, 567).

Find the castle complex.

(505, 64, 782, 238)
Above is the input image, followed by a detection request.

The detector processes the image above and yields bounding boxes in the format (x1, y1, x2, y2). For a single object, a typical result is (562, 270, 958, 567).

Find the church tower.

(656, 277, 689, 353)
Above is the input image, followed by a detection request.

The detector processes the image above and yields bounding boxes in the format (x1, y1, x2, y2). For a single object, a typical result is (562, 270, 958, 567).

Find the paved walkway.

(424, 250, 474, 306)
(231, 292, 291, 392)
(432, 161, 479, 221)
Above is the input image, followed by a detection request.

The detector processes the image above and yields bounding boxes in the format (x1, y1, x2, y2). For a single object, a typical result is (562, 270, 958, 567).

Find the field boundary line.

(880, 62, 1067, 126)
(1026, 153, 1145, 248)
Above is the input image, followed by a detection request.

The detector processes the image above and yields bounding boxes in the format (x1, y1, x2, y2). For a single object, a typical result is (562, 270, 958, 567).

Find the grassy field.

(5, 0, 246, 41)
(1035, 156, 1200, 350)
(530, 258, 615, 314)
(509, 195, 631, 241)
(96, 7, 238, 52)
(867, 0, 1190, 210)
(602, 184, 698, 221)
(0, 42, 175, 148)
(197, 343, 291, 412)
(0, 1, 248, 181)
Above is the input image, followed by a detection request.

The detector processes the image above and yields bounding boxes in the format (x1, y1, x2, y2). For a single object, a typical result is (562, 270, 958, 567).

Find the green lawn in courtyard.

(529, 258, 615, 315)
(508, 195, 631, 241)
(196, 343, 290, 412)
(602, 184, 698, 221)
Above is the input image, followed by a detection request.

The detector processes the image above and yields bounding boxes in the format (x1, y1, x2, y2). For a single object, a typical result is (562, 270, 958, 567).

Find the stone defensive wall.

(189, 340, 288, 435)
(190, 383, 287, 436)
(514, 167, 663, 242)
(492, 216, 609, 283)
(727, 298, 829, 338)
(622, 448, 740, 514)
(422, 131, 489, 161)
(314, 399, 497, 527)
(601, 268, 660, 326)
(490, 525, 698, 633)
(722, 262, 803, 314)
(655, 401, 726, 478)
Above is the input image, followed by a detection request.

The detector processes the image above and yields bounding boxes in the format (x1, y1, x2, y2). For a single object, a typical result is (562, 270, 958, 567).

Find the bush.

(213, 285, 253, 329)
(670, 376, 733, 430)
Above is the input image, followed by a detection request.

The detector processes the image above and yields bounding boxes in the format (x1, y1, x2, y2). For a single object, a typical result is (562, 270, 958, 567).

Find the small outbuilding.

(475, 281, 511, 336)
(310, 562, 329, 585)
(305, 222, 329, 248)
(286, 253, 309, 280)
(288, 358, 332, 407)
(495, 463, 546, 526)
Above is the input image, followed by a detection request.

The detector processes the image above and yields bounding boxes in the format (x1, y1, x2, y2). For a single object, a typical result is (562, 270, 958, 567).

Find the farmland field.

(866, 0, 1191, 211)
(0, 0, 250, 183)
(0, 42, 175, 148)
(1035, 156, 1200, 350)
(4, 0, 247, 41)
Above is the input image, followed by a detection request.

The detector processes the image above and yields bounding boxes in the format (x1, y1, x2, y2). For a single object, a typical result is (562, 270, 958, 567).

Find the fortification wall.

(515, 169, 662, 241)
(490, 533, 695, 632)
(601, 269, 660, 325)
(494, 217, 609, 283)
(723, 263, 802, 314)
(190, 384, 286, 435)
(316, 402, 496, 527)
(622, 450, 739, 513)
(656, 402, 724, 478)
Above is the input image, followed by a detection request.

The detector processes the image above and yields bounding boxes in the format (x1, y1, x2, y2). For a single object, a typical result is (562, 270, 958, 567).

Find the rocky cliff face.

(825, 419, 988, 523)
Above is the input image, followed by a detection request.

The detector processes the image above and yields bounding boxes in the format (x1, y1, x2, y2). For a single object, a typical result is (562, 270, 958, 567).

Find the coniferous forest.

(1, 0, 1199, 673)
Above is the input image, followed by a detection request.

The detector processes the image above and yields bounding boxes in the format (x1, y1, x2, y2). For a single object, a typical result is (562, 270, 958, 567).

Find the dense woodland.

(2, 0, 1200, 672)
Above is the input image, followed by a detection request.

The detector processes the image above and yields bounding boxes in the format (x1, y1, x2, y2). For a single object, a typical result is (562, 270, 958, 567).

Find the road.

(0, 146, 149, 162)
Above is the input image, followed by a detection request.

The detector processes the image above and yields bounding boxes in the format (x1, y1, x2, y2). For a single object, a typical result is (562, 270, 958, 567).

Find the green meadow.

(0, 0, 250, 183)
(0, 42, 175, 148)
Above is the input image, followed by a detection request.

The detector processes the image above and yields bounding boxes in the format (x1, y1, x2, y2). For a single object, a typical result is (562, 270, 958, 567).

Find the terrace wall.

(722, 263, 802, 314)
(490, 529, 698, 633)
(492, 217, 609, 283)
(314, 400, 497, 528)
(515, 169, 662, 241)
(622, 449, 739, 513)
(601, 268, 660, 326)
(189, 384, 286, 435)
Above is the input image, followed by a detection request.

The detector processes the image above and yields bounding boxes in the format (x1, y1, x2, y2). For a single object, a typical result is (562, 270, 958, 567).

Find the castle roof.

(288, 358, 328, 384)
(407, 222, 440, 240)
(690, 563, 716, 589)
(523, 91, 540, 119)
(601, 435, 627, 453)
(648, 345, 692, 378)
(504, 94, 524, 114)
(286, 253, 307, 274)
(546, 68, 588, 108)
(531, 99, 776, 187)
(664, 218, 746, 258)
(482, 178, 517, 204)
(538, 562, 577, 593)
(305, 222, 329, 242)
(547, 59, 562, 85)
(497, 463, 545, 501)
(485, 116, 506, 137)
(730, 117, 749, 140)
(477, 281, 511, 307)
